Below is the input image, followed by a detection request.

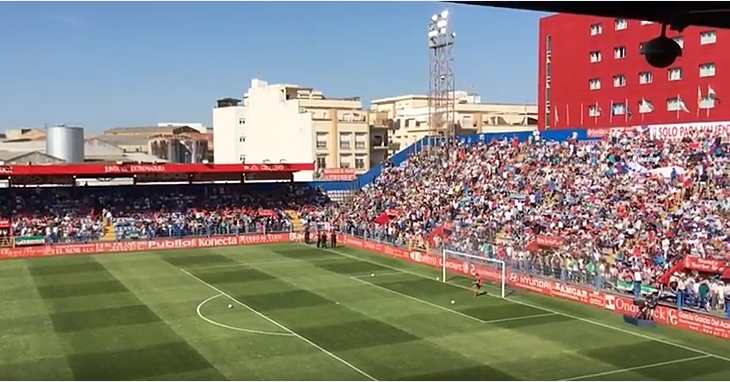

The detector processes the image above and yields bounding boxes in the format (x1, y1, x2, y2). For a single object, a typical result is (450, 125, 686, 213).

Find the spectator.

(333, 130, 729, 314)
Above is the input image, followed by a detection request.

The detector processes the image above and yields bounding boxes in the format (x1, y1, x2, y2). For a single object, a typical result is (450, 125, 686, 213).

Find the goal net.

(441, 249, 507, 298)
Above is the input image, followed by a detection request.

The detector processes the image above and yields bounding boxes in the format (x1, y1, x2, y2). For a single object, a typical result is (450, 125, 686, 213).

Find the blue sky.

(0, 2, 545, 131)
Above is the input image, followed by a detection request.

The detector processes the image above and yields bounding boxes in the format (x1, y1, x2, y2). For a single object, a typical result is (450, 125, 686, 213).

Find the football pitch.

(2, 243, 730, 381)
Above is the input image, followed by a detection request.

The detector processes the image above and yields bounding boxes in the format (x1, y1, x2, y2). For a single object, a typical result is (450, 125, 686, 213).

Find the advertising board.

(648, 121, 730, 141)
(0, 233, 300, 259)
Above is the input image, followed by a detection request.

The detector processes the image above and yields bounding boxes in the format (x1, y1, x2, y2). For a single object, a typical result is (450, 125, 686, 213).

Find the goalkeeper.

(472, 273, 483, 297)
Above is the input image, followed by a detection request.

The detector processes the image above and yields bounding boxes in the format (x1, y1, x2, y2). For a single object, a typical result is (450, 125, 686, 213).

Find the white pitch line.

(350, 275, 556, 325)
(181, 268, 378, 381)
(195, 294, 294, 337)
(313, 245, 730, 364)
(563, 354, 711, 381)
(352, 271, 405, 279)
(186, 256, 340, 271)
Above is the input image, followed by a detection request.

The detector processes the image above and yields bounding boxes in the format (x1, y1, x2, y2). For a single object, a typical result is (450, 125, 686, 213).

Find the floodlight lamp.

(440, 10, 449, 19)
(428, 30, 438, 38)
(437, 19, 447, 29)
(439, 28, 447, 35)
(431, 14, 438, 22)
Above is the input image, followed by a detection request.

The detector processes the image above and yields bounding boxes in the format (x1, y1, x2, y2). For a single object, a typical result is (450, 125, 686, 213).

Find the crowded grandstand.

(2, 128, 728, 317)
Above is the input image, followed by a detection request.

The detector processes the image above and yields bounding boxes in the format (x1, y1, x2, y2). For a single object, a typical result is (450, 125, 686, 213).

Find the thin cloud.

(45, 14, 85, 30)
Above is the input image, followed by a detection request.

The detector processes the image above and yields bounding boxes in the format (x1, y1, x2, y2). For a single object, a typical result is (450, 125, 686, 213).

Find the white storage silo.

(46, 125, 85, 163)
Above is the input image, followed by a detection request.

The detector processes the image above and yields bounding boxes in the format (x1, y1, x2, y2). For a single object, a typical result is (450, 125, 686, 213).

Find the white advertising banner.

(648, 121, 730, 140)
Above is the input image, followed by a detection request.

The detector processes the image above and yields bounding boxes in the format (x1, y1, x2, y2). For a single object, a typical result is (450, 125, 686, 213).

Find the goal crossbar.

(442, 249, 507, 298)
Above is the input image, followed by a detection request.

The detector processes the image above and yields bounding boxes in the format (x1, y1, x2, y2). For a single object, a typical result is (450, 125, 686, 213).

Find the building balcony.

(369, 119, 400, 130)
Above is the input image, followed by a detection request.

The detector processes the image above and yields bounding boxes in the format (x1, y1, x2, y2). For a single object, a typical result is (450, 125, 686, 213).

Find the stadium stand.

(1, 129, 727, 317)
(337, 130, 729, 315)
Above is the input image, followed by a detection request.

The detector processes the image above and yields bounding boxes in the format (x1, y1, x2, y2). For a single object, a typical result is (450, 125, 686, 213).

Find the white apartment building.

(213, 79, 388, 181)
(371, 91, 538, 153)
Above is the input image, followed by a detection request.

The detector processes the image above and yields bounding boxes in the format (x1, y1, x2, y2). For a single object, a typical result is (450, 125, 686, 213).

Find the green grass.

(2, 243, 730, 380)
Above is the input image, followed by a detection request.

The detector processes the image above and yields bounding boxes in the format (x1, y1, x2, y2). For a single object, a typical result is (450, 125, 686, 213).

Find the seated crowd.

(337, 130, 729, 313)
(2, 183, 328, 242)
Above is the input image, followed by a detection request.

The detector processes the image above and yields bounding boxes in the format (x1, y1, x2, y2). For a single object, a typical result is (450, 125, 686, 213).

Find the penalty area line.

(349, 275, 556, 325)
(350, 271, 405, 279)
(312, 244, 730, 364)
(563, 354, 711, 381)
(181, 268, 378, 381)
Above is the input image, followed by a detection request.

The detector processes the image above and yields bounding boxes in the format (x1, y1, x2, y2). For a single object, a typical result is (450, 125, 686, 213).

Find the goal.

(441, 249, 507, 298)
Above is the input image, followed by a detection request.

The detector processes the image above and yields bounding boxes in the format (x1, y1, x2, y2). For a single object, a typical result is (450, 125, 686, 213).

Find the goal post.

(441, 249, 507, 298)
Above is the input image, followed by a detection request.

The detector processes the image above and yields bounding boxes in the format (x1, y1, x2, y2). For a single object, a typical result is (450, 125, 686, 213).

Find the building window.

(611, 102, 626, 116)
(339, 112, 365, 123)
(316, 132, 328, 149)
(699, 63, 716, 78)
(700, 31, 717, 45)
(339, 154, 352, 169)
(590, 23, 603, 36)
(700, 96, 716, 110)
(614, 46, 627, 59)
(354, 133, 367, 149)
(640, 20, 653, 25)
(372, 134, 385, 147)
(238, 118, 245, 125)
(673, 36, 684, 49)
(354, 154, 366, 170)
(339, 132, 352, 150)
(238, 154, 246, 162)
(613, 75, 626, 88)
(588, 105, 601, 117)
(238, 135, 246, 143)
(589, 51, 602, 63)
(667, 97, 688, 112)
(589, 78, 601, 90)
(546, 34, 552, 53)
(639, 71, 653, 84)
(639, 99, 654, 114)
(614, 19, 628, 30)
(668, 67, 683, 81)
(316, 155, 327, 170)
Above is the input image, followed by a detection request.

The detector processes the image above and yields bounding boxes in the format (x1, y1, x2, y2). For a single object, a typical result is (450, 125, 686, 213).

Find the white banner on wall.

(647, 121, 730, 140)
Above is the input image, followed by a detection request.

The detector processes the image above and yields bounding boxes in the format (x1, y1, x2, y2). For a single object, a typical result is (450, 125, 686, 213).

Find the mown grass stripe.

(26, 256, 225, 380)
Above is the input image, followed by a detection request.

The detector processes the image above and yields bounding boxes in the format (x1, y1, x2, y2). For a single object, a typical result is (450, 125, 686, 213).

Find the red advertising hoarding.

(0, 162, 314, 177)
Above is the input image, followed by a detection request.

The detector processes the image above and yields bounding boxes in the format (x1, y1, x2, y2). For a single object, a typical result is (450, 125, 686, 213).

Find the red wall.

(538, 14, 730, 130)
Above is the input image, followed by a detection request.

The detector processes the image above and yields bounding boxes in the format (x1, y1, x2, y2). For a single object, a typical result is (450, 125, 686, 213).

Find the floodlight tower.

(427, 10, 456, 142)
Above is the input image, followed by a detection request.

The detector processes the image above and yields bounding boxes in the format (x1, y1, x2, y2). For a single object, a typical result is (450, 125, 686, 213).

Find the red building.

(538, 14, 729, 134)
